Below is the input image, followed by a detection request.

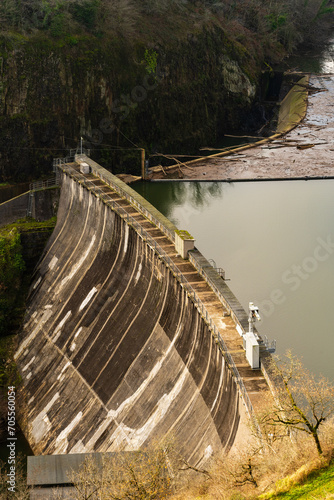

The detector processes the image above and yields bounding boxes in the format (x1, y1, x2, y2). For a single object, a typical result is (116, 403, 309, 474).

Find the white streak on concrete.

(22, 356, 35, 372)
(211, 360, 224, 412)
(57, 235, 96, 292)
(84, 415, 117, 451)
(85, 328, 183, 452)
(53, 311, 72, 339)
(108, 328, 180, 419)
(203, 445, 213, 461)
(123, 224, 129, 254)
(31, 393, 59, 444)
(48, 256, 58, 270)
(74, 327, 83, 339)
(135, 263, 142, 284)
(54, 412, 83, 454)
(108, 367, 189, 450)
(70, 439, 86, 454)
(32, 276, 42, 290)
(79, 287, 98, 311)
(57, 361, 71, 380)
(53, 331, 61, 343)
(15, 309, 53, 359)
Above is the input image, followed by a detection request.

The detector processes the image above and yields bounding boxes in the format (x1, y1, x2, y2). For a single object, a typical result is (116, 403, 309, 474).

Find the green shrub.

(143, 48, 158, 74)
(0, 228, 25, 337)
(70, 0, 100, 31)
(0, 335, 21, 388)
(266, 13, 287, 31)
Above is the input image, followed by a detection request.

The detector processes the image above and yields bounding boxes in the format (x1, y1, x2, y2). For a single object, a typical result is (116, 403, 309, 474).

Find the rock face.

(0, 28, 261, 181)
(15, 172, 243, 465)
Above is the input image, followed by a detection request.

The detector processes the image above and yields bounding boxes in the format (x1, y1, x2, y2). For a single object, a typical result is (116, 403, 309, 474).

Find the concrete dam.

(15, 156, 273, 465)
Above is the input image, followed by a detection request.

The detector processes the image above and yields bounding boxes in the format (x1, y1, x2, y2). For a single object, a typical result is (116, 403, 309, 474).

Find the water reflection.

(286, 34, 334, 73)
(135, 181, 225, 225)
(321, 34, 334, 73)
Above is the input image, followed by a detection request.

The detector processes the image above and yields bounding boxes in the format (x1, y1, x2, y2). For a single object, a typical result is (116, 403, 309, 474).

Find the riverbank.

(149, 74, 334, 182)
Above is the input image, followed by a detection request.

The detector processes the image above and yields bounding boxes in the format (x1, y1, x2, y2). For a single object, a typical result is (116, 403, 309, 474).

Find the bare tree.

(261, 350, 334, 456)
(0, 454, 30, 499)
(70, 445, 174, 500)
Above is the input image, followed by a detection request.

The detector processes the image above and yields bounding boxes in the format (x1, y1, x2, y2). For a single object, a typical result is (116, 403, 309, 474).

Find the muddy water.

(284, 33, 334, 73)
(133, 180, 334, 381)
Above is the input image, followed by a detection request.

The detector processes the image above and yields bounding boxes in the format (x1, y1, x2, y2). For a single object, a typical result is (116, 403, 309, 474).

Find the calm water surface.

(284, 33, 334, 73)
(133, 180, 334, 381)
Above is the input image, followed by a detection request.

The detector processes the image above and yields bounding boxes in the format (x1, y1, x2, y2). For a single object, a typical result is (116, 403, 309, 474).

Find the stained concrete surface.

(14, 167, 255, 466)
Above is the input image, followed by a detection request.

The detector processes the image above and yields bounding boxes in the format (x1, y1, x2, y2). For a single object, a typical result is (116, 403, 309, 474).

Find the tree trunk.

(312, 430, 323, 455)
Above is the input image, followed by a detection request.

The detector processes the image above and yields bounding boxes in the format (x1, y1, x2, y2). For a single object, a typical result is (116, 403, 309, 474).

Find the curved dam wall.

(15, 170, 243, 466)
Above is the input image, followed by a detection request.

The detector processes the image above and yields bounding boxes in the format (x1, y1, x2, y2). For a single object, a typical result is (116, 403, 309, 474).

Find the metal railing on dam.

(29, 176, 60, 192)
(94, 170, 175, 243)
(58, 160, 260, 428)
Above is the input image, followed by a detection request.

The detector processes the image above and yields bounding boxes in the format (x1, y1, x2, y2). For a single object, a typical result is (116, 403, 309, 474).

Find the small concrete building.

(27, 451, 141, 498)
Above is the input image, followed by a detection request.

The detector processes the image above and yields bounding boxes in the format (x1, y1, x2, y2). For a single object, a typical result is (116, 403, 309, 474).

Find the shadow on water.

(134, 181, 226, 225)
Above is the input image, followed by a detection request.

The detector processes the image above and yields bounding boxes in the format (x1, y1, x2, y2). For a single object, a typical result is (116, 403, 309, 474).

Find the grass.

(1, 216, 57, 233)
(258, 461, 334, 500)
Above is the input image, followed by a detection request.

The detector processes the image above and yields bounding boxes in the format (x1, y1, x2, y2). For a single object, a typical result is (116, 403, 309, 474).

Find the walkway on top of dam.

(149, 73, 334, 181)
(59, 157, 274, 421)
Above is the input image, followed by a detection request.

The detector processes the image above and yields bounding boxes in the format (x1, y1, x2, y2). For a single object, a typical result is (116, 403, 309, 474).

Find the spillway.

(14, 159, 251, 466)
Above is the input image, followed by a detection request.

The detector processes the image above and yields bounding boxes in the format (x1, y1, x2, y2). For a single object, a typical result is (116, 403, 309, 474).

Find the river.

(133, 37, 334, 381)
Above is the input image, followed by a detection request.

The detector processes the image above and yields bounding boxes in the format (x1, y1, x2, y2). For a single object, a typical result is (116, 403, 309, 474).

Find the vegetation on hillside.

(261, 351, 334, 456)
(0, 1, 332, 182)
(38, 416, 333, 499)
(174, 353, 334, 500)
(0, 228, 25, 338)
(0, 217, 56, 338)
(0, 217, 56, 463)
(0, 0, 333, 58)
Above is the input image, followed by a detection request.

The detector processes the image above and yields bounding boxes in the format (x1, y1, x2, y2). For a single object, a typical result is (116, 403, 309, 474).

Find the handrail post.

(141, 148, 146, 180)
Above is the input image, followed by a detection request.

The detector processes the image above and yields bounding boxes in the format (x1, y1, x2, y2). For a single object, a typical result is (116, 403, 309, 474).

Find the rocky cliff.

(0, 27, 262, 182)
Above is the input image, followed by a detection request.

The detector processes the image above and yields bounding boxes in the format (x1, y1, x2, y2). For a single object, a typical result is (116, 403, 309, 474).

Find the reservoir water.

(133, 180, 334, 381)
